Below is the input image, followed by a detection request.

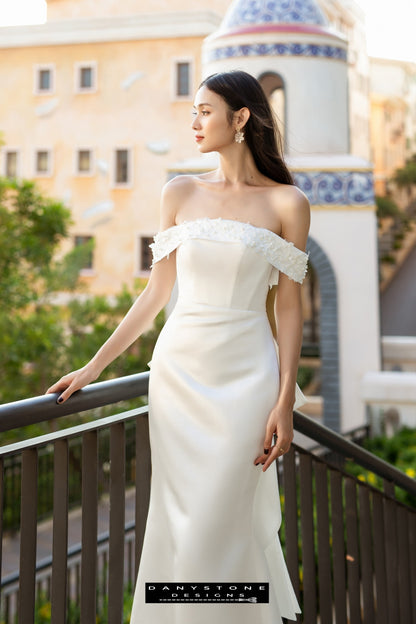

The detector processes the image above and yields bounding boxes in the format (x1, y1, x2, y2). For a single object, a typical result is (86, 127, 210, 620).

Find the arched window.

(258, 72, 286, 151)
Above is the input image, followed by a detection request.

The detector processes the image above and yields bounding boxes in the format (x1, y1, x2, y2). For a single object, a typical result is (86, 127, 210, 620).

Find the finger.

(254, 446, 274, 465)
(46, 380, 68, 395)
(262, 425, 275, 455)
(262, 447, 280, 471)
(275, 436, 292, 455)
(56, 382, 79, 404)
(254, 445, 279, 467)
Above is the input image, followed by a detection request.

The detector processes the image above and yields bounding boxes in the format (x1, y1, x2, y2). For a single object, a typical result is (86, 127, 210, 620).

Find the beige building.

(369, 57, 416, 196)
(1, 0, 369, 294)
(0, 0, 229, 293)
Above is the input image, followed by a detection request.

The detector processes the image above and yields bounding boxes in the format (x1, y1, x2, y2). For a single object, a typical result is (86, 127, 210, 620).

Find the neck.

(216, 144, 261, 186)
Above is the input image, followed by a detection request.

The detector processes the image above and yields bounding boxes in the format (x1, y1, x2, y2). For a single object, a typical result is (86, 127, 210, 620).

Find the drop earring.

(235, 128, 245, 144)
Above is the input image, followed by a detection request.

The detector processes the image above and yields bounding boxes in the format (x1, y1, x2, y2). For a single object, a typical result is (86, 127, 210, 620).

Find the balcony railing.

(0, 373, 415, 624)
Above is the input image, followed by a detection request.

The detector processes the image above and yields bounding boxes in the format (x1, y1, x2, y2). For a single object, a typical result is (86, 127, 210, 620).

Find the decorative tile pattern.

(293, 171, 375, 205)
(222, 0, 328, 29)
(206, 42, 347, 62)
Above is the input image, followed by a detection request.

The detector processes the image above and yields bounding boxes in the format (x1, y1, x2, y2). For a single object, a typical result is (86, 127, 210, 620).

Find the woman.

(47, 70, 310, 623)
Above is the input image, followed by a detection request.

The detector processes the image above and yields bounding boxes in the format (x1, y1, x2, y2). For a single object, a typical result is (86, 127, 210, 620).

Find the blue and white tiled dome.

(221, 0, 329, 31)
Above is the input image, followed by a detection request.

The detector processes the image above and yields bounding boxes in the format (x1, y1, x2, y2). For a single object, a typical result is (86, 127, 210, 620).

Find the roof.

(219, 0, 329, 35)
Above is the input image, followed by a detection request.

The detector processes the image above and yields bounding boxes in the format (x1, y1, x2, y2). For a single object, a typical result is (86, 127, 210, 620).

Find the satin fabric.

(130, 232, 303, 624)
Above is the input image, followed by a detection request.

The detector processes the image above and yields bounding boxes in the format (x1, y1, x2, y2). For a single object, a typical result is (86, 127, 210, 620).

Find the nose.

(191, 114, 200, 131)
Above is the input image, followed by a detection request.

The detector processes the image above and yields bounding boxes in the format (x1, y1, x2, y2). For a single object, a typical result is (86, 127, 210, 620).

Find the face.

(191, 86, 235, 153)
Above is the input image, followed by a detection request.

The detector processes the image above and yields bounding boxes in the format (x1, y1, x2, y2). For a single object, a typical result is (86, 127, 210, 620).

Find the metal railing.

(0, 373, 415, 623)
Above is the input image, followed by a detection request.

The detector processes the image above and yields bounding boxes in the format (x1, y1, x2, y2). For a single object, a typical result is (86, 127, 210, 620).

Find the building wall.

(310, 205, 380, 429)
(369, 57, 416, 196)
(0, 0, 372, 295)
(46, 0, 230, 21)
(0, 5, 224, 294)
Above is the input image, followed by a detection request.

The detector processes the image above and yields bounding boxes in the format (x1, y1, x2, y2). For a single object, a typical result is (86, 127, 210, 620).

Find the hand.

(254, 404, 294, 472)
(45, 364, 99, 404)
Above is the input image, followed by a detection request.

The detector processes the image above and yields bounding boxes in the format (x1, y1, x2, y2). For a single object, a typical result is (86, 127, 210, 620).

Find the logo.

(145, 582, 269, 603)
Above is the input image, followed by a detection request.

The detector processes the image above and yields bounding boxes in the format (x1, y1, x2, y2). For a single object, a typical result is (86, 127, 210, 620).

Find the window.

(75, 62, 97, 93)
(34, 64, 55, 95)
(74, 235, 94, 271)
(4, 150, 19, 177)
(113, 148, 132, 187)
(172, 59, 193, 99)
(75, 149, 94, 175)
(259, 72, 286, 150)
(34, 149, 52, 176)
(138, 236, 154, 272)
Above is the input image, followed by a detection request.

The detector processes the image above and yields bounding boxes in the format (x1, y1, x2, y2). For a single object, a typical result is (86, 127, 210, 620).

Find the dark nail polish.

(57, 396, 63, 404)
(264, 448, 269, 454)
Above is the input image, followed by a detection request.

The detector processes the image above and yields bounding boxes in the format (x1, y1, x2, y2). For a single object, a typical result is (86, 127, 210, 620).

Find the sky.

(0, 0, 414, 64)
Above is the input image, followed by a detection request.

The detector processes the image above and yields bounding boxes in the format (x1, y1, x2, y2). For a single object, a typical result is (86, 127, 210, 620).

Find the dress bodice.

(150, 218, 308, 311)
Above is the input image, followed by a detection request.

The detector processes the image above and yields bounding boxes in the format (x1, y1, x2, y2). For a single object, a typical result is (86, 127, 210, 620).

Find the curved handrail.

(0, 372, 149, 432)
(0, 372, 415, 496)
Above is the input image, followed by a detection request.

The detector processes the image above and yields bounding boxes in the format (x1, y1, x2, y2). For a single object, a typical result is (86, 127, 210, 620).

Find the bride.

(47, 69, 310, 623)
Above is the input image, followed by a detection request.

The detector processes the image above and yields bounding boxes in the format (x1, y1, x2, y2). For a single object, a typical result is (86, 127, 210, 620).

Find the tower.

(203, 0, 349, 156)
(198, 0, 381, 431)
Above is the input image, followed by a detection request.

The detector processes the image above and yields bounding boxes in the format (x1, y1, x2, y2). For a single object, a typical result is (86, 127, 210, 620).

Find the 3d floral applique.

(150, 217, 308, 284)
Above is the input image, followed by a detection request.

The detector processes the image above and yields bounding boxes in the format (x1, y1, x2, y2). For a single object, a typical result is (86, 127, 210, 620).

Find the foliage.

(375, 195, 401, 219)
(30, 584, 134, 624)
(381, 253, 396, 264)
(345, 426, 416, 508)
(296, 365, 314, 390)
(0, 177, 162, 443)
(392, 154, 416, 196)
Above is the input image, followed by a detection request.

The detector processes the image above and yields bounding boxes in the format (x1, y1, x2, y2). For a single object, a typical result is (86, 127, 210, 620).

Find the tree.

(0, 177, 162, 423)
(392, 155, 416, 200)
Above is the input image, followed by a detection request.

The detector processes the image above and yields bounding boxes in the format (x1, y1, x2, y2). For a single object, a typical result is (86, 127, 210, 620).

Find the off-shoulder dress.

(130, 217, 308, 624)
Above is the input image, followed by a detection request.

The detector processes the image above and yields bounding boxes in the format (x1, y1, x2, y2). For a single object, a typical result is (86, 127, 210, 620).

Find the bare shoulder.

(269, 183, 310, 215)
(162, 174, 198, 202)
(269, 184, 310, 249)
(159, 175, 199, 228)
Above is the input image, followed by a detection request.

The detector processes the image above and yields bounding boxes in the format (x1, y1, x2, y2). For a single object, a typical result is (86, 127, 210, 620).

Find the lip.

(195, 135, 204, 142)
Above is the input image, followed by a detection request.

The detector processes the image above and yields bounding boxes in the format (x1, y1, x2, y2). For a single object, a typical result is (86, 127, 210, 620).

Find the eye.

(201, 110, 209, 116)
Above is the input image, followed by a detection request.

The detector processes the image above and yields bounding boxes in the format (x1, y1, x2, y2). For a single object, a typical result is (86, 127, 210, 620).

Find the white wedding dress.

(130, 217, 308, 624)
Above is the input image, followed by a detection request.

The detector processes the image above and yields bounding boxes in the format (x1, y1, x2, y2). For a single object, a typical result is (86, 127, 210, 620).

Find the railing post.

(80, 431, 98, 623)
(330, 470, 347, 624)
(358, 485, 375, 623)
(299, 453, 317, 622)
(371, 491, 388, 624)
(108, 422, 126, 624)
(51, 439, 69, 624)
(315, 461, 332, 624)
(345, 478, 360, 623)
(397, 505, 412, 622)
(18, 448, 38, 624)
(134, 412, 151, 578)
(282, 447, 300, 606)
(384, 492, 399, 622)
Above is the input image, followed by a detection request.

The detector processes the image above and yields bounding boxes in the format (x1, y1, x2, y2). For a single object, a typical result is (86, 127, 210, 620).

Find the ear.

(234, 107, 250, 129)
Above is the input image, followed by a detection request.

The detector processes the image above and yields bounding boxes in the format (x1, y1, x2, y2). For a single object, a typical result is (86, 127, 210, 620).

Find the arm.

(46, 181, 179, 403)
(255, 187, 310, 471)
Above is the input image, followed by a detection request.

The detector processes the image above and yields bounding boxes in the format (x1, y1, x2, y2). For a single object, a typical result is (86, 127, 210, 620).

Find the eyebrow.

(192, 102, 213, 108)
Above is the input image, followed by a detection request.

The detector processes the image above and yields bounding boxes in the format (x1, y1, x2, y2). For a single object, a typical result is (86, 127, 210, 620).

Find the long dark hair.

(199, 70, 293, 185)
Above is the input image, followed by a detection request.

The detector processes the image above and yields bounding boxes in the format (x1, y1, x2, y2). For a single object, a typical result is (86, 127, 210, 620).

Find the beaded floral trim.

(150, 217, 308, 284)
